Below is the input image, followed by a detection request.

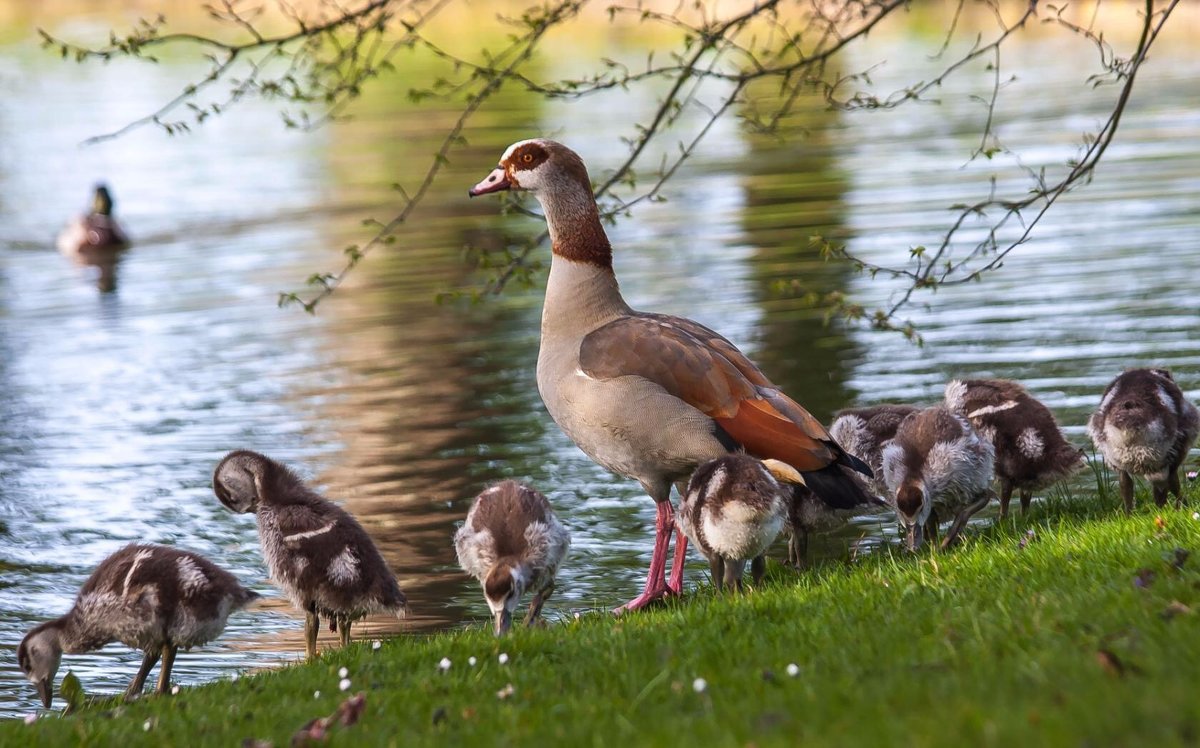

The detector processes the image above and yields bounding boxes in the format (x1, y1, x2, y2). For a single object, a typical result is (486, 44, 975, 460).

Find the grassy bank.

(8, 488, 1200, 747)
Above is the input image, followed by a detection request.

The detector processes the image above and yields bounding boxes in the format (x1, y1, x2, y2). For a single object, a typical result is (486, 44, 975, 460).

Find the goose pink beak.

(468, 167, 511, 197)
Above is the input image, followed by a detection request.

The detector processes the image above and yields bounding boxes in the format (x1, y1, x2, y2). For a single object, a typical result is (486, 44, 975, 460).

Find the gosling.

(679, 454, 797, 591)
(1088, 368, 1199, 512)
(882, 406, 995, 551)
(454, 480, 570, 634)
(212, 450, 407, 659)
(945, 379, 1084, 517)
(18, 543, 257, 708)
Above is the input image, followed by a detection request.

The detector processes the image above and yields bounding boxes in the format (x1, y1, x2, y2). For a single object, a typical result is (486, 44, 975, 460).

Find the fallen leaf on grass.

(1161, 601, 1193, 620)
(1170, 548, 1190, 571)
(1155, 516, 1167, 531)
(1095, 649, 1143, 678)
(1133, 569, 1156, 588)
(336, 693, 366, 726)
(291, 718, 326, 746)
(290, 692, 367, 745)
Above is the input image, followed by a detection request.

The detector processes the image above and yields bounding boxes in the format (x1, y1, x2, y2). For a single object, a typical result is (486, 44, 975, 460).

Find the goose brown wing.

(578, 313, 841, 473)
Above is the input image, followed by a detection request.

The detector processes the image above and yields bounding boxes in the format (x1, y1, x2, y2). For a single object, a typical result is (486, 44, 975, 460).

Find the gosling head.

(483, 561, 528, 636)
(468, 139, 591, 198)
(212, 450, 270, 513)
(17, 622, 64, 709)
(895, 481, 931, 551)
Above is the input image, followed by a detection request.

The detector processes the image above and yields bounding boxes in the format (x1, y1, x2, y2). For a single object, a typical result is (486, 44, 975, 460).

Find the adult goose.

(18, 544, 257, 708)
(945, 379, 1084, 517)
(213, 450, 407, 659)
(57, 184, 129, 255)
(469, 139, 871, 612)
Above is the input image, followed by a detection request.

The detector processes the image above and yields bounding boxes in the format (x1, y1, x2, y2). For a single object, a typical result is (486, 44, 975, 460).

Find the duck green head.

(91, 184, 114, 216)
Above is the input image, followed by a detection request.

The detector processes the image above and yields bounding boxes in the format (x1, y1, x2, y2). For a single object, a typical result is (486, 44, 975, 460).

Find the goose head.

(92, 184, 115, 216)
(483, 561, 528, 636)
(895, 480, 931, 551)
(468, 139, 591, 198)
(18, 623, 63, 709)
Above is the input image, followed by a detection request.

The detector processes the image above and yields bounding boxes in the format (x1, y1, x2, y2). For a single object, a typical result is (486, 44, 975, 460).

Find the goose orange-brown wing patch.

(578, 313, 837, 471)
(714, 397, 837, 472)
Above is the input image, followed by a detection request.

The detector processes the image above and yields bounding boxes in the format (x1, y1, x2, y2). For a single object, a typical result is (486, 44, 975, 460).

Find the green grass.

(8, 485, 1200, 747)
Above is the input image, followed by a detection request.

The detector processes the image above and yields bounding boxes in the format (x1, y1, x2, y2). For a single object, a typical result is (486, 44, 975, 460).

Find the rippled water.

(1, 6, 1198, 717)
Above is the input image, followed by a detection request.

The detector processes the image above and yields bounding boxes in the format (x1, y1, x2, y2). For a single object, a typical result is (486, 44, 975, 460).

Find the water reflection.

(0, 6, 1197, 719)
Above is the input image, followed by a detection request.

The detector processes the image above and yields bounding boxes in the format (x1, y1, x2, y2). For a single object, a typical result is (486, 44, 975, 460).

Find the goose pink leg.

(614, 501, 675, 614)
(667, 526, 688, 595)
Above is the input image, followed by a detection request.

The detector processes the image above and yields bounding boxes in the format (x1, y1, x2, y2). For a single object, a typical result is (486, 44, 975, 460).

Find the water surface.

(0, 7, 1197, 717)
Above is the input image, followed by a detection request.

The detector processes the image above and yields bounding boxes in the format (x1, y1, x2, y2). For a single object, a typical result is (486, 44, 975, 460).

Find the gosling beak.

(493, 609, 513, 636)
(35, 677, 53, 709)
(905, 522, 923, 552)
(468, 166, 511, 197)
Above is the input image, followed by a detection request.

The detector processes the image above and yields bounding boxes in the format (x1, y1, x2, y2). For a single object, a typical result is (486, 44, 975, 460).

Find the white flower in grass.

(339, 678, 351, 692)
(143, 719, 153, 732)
(468, 656, 477, 667)
(496, 683, 516, 700)
(230, 672, 240, 682)
(438, 657, 452, 672)
(23, 714, 37, 725)
(786, 663, 800, 678)
(1193, 512, 1199, 521)
(692, 678, 707, 693)
(498, 652, 509, 665)
(338, 667, 349, 679)
(171, 685, 181, 695)
(372, 640, 382, 651)
(314, 690, 321, 699)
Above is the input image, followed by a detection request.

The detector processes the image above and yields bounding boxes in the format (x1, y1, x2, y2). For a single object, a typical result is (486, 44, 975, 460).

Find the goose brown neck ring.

(535, 176, 613, 271)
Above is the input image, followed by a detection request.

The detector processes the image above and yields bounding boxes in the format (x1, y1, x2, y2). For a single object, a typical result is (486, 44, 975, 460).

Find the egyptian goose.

(469, 139, 871, 612)
(881, 406, 995, 550)
(1088, 368, 1199, 512)
(17, 543, 257, 708)
(945, 379, 1085, 517)
(212, 450, 407, 659)
(454, 480, 570, 634)
(57, 184, 130, 255)
(679, 454, 798, 591)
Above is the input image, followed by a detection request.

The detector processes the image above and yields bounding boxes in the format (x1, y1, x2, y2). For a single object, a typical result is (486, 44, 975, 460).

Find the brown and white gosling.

(1088, 368, 1199, 512)
(454, 480, 570, 634)
(212, 450, 407, 659)
(945, 379, 1085, 518)
(679, 454, 799, 591)
(18, 543, 257, 708)
(881, 406, 995, 551)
